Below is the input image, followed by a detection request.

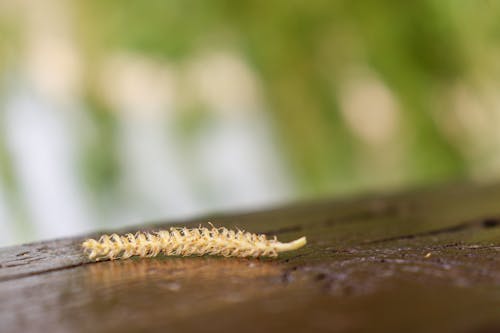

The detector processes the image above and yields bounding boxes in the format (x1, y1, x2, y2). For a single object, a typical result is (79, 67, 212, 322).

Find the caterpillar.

(82, 224, 307, 261)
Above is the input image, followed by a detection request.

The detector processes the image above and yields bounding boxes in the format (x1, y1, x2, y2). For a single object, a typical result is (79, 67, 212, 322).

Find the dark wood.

(1, 183, 499, 333)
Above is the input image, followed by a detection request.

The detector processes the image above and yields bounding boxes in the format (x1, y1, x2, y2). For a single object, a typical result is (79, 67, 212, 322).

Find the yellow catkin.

(82, 225, 307, 261)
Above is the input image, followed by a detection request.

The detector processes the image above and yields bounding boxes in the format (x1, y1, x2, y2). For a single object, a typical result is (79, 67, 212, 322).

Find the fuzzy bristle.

(82, 225, 307, 261)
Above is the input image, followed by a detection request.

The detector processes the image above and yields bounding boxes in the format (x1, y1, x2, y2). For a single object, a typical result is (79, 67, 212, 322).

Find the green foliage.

(77, 0, 494, 195)
(80, 96, 121, 204)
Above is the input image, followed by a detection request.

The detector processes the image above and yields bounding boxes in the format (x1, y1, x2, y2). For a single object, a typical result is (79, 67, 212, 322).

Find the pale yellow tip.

(275, 236, 307, 253)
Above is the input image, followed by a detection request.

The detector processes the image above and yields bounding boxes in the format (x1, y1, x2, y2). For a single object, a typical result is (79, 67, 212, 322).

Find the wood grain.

(1, 183, 499, 333)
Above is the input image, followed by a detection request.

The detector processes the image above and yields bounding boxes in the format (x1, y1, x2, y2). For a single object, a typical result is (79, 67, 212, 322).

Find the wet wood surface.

(1, 183, 499, 333)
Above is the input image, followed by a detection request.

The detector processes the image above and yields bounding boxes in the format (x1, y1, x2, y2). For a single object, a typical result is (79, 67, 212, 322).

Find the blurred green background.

(1, 0, 500, 246)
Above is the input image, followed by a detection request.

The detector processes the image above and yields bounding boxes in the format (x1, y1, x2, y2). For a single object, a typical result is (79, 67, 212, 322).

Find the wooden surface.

(1, 183, 499, 333)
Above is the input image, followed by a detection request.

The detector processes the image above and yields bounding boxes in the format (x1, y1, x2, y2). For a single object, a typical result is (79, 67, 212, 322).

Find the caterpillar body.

(82, 225, 307, 261)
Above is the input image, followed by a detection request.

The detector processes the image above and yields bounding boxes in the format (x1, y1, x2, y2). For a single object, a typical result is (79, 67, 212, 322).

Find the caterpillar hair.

(82, 224, 307, 261)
